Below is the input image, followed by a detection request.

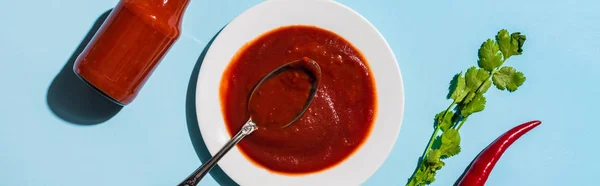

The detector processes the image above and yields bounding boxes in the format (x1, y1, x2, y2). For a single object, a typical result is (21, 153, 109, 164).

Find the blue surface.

(0, 0, 597, 185)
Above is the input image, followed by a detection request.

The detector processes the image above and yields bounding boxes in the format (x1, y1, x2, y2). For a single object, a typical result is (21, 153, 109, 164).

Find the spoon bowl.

(248, 57, 321, 128)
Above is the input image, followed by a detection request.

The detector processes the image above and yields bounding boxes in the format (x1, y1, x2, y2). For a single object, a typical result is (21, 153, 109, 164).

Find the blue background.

(0, 0, 597, 185)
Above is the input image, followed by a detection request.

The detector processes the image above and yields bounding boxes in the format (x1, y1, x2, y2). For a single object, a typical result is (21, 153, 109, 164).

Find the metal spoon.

(179, 57, 321, 186)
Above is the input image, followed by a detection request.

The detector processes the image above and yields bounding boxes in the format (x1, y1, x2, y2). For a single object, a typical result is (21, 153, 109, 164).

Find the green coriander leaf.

(408, 167, 424, 186)
(492, 66, 526, 92)
(441, 129, 459, 144)
(423, 167, 436, 184)
(441, 144, 461, 159)
(426, 150, 445, 171)
(426, 150, 440, 164)
(478, 39, 503, 71)
(496, 29, 512, 59)
(412, 164, 435, 185)
(465, 67, 490, 91)
(409, 154, 440, 186)
(448, 72, 467, 102)
(457, 91, 470, 103)
(407, 177, 418, 186)
(496, 29, 527, 60)
(463, 67, 490, 104)
(511, 32, 526, 55)
(461, 94, 486, 117)
(464, 67, 478, 88)
(478, 79, 492, 94)
(440, 129, 461, 158)
(435, 110, 454, 132)
(463, 92, 476, 104)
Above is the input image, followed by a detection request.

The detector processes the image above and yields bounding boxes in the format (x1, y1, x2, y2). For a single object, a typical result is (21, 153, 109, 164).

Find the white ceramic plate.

(195, 0, 404, 185)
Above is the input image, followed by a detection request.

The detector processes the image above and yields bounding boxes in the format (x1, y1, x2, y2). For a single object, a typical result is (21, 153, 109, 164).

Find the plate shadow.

(46, 9, 123, 125)
(185, 28, 238, 186)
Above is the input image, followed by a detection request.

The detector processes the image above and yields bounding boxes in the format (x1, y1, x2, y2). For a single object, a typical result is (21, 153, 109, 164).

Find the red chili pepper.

(456, 120, 541, 186)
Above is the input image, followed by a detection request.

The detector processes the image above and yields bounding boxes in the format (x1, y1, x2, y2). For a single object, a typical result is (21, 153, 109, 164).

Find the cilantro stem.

(424, 101, 456, 157)
(408, 100, 457, 185)
(424, 127, 440, 156)
(445, 101, 457, 115)
(477, 72, 494, 94)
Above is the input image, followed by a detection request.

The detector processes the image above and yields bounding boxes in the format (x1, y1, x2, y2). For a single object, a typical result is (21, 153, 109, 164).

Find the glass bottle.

(73, 0, 190, 105)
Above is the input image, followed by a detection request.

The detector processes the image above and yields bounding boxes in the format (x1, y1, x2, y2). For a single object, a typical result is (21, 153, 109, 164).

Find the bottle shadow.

(46, 9, 123, 125)
(184, 28, 237, 186)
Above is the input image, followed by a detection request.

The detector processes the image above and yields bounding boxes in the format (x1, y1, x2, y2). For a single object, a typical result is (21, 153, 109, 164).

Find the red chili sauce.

(220, 25, 377, 174)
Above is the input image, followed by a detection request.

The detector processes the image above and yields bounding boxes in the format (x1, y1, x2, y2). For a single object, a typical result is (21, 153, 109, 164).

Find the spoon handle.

(179, 120, 258, 186)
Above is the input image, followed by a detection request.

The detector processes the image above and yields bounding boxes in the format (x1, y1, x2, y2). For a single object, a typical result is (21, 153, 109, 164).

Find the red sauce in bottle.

(73, 0, 190, 105)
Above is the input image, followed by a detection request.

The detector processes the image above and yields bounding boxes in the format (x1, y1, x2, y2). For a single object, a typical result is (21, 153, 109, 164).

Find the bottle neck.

(123, 0, 190, 16)
(162, 0, 191, 17)
(162, 0, 191, 29)
(121, 0, 191, 37)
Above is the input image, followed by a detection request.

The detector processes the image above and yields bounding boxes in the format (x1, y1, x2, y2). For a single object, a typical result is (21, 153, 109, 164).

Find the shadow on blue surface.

(46, 9, 122, 125)
(185, 28, 238, 186)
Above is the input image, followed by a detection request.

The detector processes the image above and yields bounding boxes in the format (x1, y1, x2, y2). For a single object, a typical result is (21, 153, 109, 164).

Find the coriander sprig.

(406, 29, 527, 186)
